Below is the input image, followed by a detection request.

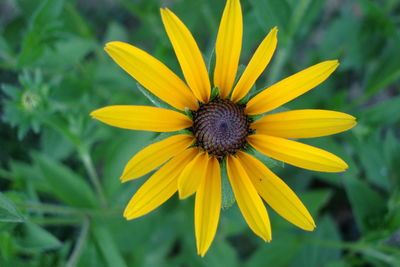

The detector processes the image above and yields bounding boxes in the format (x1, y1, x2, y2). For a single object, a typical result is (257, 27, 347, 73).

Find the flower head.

(91, 0, 356, 256)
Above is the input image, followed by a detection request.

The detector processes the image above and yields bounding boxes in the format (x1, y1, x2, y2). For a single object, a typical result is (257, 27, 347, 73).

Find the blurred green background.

(1, 0, 400, 266)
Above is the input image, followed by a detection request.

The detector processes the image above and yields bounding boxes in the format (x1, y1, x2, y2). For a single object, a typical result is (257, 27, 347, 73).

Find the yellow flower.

(91, 0, 356, 257)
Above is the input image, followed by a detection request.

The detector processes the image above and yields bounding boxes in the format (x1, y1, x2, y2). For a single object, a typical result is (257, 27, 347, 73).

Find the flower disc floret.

(191, 98, 253, 157)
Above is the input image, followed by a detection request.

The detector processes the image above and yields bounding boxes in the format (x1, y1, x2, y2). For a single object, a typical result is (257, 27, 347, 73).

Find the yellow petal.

(246, 60, 339, 115)
(124, 148, 198, 220)
(252, 109, 357, 138)
(90, 105, 192, 132)
(226, 155, 271, 241)
(104, 41, 198, 111)
(160, 8, 210, 103)
(231, 27, 278, 102)
(248, 134, 348, 172)
(121, 134, 195, 182)
(178, 152, 209, 199)
(213, 0, 243, 98)
(237, 151, 315, 231)
(195, 157, 221, 257)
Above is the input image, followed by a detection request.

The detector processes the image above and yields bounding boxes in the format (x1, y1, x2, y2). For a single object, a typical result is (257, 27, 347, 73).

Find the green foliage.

(221, 160, 235, 210)
(33, 153, 98, 208)
(0, 193, 24, 223)
(18, 0, 65, 67)
(1, 0, 399, 266)
(2, 70, 53, 139)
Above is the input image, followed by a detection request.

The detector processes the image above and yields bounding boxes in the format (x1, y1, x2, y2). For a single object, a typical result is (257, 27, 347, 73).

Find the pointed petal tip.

(327, 157, 349, 172)
(104, 42, 123, 54)
(104, 41, 120, 49)
(304, 224, 316, 231)
(337, 159, 349, 172)
(301, 218, 316, 231)
(261, 233, 272, 242)
(349, 117, 358, 129)
(197, 249, 206, 258)
(119, 175, 129, 183)
(90, 109, 101, 119)
(178, 190, 189, 200)
(331, 59, 340, 66)
(123, 210, 135, 220)
(123, 205, 146, 221)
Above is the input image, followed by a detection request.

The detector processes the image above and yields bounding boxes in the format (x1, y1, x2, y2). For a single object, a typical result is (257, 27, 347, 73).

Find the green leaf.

(41, 127, 74, 161)
(96, 131, 152, 199)
(17, 222, 62, 250)
(291, 0, 325, 36)
(220, 160, 235, 210)
(359, 95, 400, 127)
(136, 83, 170, 109)
(0, 193, 24, 223)
(103, 22, 128, 43)
(18, 0, 65, 67)
(344, 176, 387, 233)
(294, 216, 341, 267)
(365, 37, 400, 96)
(210, 86, 221, 100)
(37, 36, 96, 69)
(357, 132, 391, 191)
(205, 46, 216, 76)
(76, 240, 105, 267)
(92, 224, 127, 267)
(246, 147, 284, 169)
(63, 2, 93, 38)
(0, 232, 16, 261)
(33, 153, 98, 208)
(203, 239, 239, 266)
(249, 0, 291, 40)
(245, 234, 301, 267)
(301, 189, 332, 216)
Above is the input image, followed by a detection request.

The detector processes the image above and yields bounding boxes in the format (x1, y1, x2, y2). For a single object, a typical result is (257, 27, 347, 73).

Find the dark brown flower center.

(191, 98, 253, 158)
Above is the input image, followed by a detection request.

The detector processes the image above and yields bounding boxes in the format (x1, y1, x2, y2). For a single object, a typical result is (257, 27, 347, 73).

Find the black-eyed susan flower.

(91, 0, 356, 256)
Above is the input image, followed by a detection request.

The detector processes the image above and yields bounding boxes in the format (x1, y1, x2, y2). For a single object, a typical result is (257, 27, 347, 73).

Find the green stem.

(31, 217, 83, 226)
(42, 117, 107, 207)
(306, 238, 400, 264)
(267, 0, 311, 85)
(16, 201, 86, 215)
(16, 201, 121, 216)
(66, 216, 90, 267)
(80, 149, 107, 208)
(288, 0, 311, 37)
(267, 44, 291, 84)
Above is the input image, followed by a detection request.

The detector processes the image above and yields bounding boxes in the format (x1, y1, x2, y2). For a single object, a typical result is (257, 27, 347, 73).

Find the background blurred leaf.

(17, 0, 65, 67)
(245, 234, 301, 267)
(37, 36, 96, 69)
(0, 192, 24, 223)
(203, 239, 238, 266)
(92, 224, 127, 267)
(33, 153, 98, 208)
(358, 95, 400, 127)
(293, 216, 341, 267)
(302, 189, 332, 216)
(16, 222, 62, 251)
(365, 37, 400, 96)
(249, 0, 291, 40)
(344, 176, 386, 234)
(356, 132, 391, 191)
